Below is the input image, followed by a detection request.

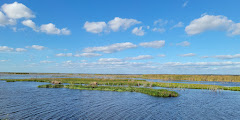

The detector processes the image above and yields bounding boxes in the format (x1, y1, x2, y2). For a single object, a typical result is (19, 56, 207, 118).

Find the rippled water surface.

(1, 80, 240, 120)
(1, 74, 240, 119)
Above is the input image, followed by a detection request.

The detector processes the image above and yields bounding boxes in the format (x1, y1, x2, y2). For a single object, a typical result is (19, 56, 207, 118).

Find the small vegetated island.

(2, 73, 240, 97)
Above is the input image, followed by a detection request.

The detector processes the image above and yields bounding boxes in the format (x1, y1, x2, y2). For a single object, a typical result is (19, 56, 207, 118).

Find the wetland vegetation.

(38, 84, 178, 97)
(2, 77, 240, 92)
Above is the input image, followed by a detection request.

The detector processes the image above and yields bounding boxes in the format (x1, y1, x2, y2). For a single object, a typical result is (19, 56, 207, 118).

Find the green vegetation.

(142, 74, 240, 82)
(2, 77, 240, 92)
(2, 73, 240, 82)
(38, 84, 178, 97)
(53, 74, 240, 82)
(38, 84, 64, 88)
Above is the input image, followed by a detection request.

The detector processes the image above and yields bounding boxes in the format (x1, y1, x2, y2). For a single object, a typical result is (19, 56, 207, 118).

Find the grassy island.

(38, 84, 179, 97)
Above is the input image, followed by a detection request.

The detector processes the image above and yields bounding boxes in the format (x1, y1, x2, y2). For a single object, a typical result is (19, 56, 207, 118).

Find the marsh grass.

(38, 84, 178, 97)
(142, 74, 240, 82)
(2, 78, 240, 92)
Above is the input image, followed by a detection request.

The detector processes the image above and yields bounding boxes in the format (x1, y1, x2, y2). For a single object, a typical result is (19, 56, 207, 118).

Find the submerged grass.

(38, 84, 178, 97)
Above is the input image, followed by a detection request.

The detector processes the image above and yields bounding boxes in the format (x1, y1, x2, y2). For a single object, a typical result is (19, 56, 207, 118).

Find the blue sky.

(0, 0, 240, 74)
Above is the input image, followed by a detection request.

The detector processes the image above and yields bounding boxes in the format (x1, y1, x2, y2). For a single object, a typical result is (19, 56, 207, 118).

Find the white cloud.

(139, 40, 165, 48)
(126, 55, 153, 60)
(152, 28, 166, 33)
(182, 1, 188, 7)
(0, 11, 16, 26)
(83, 21, 107, 34)
(40, 23, 70, 35)
(0, 46, 14, 52)
(16, 48, 27, 52)
(56, 53, 73, 57)
(180, 53, 196, 57)
(214, 54, 240, 59)
(176, 41, 190, 46)
(0, 60, 8, 62)
(26, 45, 46, 50)
(164, 61, 240, 67)
(83, 42, 137, 53)
(83, 17, 141, 34)
(158, 54, 166, 57)
(132, 26, 144, 36)
(40, 60, 54, 63)
(171, 22, 184, 29)
(21, 20, 70, 35)
(1, 2, 35, 19)
(98, 58, 123, 62)
(185, 14, 235, 35)
(201, 56, 209, 59)
(0, 46, 27, 52)
(108, 17, 141, 31)
(22, 19, 38, 31)
(74, 53, 102, 57)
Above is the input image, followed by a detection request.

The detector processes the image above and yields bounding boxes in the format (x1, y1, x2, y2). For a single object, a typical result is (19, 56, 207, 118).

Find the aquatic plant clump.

(38, 84, 179, 97)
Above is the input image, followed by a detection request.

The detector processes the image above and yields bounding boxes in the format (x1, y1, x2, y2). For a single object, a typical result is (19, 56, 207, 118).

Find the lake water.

(1, 80, 240, 119)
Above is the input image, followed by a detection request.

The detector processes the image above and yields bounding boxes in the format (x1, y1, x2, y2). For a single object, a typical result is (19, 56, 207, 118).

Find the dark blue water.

(0, 80, 240, 120)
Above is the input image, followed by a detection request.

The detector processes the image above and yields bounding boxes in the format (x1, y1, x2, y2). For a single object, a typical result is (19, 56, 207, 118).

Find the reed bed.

(142, 74, 240, 82)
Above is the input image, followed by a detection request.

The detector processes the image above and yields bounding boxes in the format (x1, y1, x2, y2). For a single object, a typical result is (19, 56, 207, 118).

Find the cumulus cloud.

(0, 11, 16, 26)
(2, 2, 35, 19)
(83, 21, 107, 34)
(108, 17, 141, 31)
(132, 26, 144, 36)
(176, 41, 190, 46)
(0, 46, 14, 52)
(74, 53, 102, 57)
(185, 14, 240, 36)
(0, 46, 27, 52)
(126, 55, 153, 60)
(0, 2, 70, 35)
(22, 19, 38, 31)
(180, 53, 196, 57)
(139, 40, 165, 48)
(26, 45, 46, 50)
(56, 53, 73, 57)
(16, 48, 27, 52)
(21, 20, 70, 35)
(83, 17, 141, 33)
(83, 42, 137, 53)
(40, 23, 70, 35)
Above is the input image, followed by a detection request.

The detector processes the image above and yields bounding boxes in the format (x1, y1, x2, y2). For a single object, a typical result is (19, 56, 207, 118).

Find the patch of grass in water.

(38, 84, 178, 97)
(38, 84, 64, 88)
